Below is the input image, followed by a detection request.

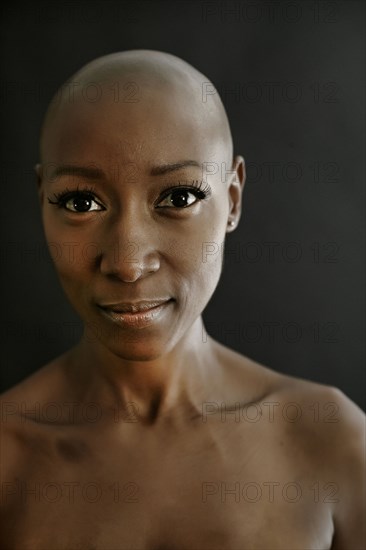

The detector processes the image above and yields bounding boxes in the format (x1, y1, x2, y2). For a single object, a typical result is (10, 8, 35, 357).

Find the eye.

(47, 189, 105, 213)
(64, 194, 103, 213)
(156, 182, 212, 209)
(157, 189, 201, 208)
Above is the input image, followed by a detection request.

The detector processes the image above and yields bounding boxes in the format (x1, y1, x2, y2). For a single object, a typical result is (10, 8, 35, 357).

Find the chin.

(78, 301, 188, 362)
(105, 341, 171, 363)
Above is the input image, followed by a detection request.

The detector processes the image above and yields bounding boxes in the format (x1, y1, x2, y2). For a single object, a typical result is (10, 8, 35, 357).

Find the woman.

(1, 50, 365, 549)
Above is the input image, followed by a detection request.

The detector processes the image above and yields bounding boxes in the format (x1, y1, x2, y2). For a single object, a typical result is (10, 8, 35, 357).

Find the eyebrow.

(49, 165, 105, 181)
(47, 160, 201, 182)
(149, 160, 201, 176)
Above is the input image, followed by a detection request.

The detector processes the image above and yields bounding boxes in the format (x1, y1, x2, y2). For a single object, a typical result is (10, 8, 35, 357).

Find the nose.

(99, 214, 161, 283)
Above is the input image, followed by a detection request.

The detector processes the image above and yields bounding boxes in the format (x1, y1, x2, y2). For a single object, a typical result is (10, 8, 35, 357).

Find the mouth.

(97, 299, 174, 329)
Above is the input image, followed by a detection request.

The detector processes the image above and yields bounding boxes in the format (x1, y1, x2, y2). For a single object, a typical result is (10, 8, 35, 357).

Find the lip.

(99, 299, 172, 313)
(98, 299, 173, 329)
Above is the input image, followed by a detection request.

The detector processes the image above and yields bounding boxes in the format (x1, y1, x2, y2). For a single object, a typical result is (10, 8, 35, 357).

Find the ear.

(226, 155, 246, 233)
(34, 163, 44, 204)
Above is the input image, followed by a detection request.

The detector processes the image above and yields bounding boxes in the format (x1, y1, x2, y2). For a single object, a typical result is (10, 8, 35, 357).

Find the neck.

(63, 317, 219, 424)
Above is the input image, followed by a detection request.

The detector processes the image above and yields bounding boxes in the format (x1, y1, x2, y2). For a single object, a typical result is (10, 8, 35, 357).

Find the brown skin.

(1, 51, 365, 549)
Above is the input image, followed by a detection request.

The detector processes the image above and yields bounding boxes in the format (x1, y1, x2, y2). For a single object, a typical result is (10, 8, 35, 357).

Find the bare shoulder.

(213, 338, 365, 470)
(211, 337, 356, 411)
(215, 340, 366, 548)
(276, 379, 365, 549)
(0, 352, 72, 421)
(305, 384, 366, 549)
(277, 375, 365, 468)
(0, 355, 69, 488)
(213, 337, 365, 424)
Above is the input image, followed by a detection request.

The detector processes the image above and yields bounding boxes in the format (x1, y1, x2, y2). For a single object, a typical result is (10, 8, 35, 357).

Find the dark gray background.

(0, 0, 364, 410)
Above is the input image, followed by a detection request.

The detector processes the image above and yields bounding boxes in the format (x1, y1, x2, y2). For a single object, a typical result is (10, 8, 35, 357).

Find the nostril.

(99, 239, 161, 282)
(147, 257, 160, 274)
(104, 266, 143, 283)
(119, 268, 143, 284)
(101, 258, 160, 283)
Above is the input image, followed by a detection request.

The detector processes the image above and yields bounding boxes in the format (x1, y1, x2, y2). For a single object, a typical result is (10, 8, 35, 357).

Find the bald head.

(39, 50, 233, 167)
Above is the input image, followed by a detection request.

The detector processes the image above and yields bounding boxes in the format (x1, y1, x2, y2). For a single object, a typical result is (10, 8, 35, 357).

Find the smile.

(97, 299, 174, 329)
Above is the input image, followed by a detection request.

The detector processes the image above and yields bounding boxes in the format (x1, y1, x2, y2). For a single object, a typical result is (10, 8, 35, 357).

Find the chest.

(5, 446, 334, 550)
(4, 418, 336, 549)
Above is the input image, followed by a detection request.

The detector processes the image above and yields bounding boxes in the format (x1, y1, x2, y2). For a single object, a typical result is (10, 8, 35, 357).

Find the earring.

(228, 220, 235, 227)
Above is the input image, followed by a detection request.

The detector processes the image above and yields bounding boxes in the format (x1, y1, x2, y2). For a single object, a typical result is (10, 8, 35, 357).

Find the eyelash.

(47, 180, 212, 212)
(157, 180, 212, 206)
(47, 186, 102, 210)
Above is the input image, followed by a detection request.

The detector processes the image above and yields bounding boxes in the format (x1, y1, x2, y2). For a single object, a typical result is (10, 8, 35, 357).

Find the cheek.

(192, 205, 228, 301)
(42, 214, 95, 286)
(178, 200, 227, 268)
(171, 212, 226, 299)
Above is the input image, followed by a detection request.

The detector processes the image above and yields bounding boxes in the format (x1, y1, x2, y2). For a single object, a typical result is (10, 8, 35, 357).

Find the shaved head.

(39, 49, 233, 166)
(37, 50, 245, 364)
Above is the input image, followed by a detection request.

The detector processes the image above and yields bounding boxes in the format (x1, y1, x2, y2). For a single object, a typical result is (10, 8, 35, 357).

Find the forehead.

(43, 80, 223, 170)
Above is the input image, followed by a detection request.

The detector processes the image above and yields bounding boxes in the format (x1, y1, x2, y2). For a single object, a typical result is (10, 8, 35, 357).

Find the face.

(38, 81, 244, 361)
